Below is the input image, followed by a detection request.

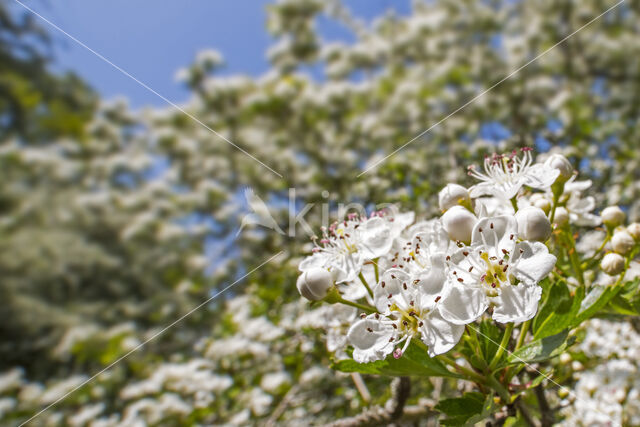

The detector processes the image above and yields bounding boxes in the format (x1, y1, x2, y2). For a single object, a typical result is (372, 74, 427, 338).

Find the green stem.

(486, 374, 511, 402)
(358, 272, 374, 298)
(337, 297, 375, 314)
(549, 182, 564, 225)
(510, 197, 519, 213)
(514, 320, 530, 351)
(372, 259, 379, 284)
(490, 323, 513, 370)
(439, 355, 486, 384)
(564, 229, 585, 286)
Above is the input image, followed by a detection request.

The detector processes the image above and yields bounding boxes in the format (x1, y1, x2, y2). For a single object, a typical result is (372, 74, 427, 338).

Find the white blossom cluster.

(560, 319, 640, 426)
(295, 150, 595, 362)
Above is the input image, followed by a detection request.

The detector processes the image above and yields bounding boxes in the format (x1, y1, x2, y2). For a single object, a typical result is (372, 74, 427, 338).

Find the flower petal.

(357, 217, 393, 259)
(438, 283, 488, 325)
(523, 163, 560, 190)
(511, 241, 557, 284)
(347, 316, 396, 363)
(471, 216, 517, 254)
(421, 310, 465, 356)
(373, 268, 411, 312)
(491, 284, 542, 323)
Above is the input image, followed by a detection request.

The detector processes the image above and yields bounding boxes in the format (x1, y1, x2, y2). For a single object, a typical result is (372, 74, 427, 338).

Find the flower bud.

(438, 184, 471, 212)
(601, 252, 625, 276)
(627, 222, 640, 240)
(601, 206, 625, 228)
(544, 154, 573, 183)
(611, 231, 635, 255)
(515, 206, 551, 242)
(296, 268, 333, 301)
(442, 206, 476, 243)
(531, 196, 551, 215)
(553, 207, 569, 227)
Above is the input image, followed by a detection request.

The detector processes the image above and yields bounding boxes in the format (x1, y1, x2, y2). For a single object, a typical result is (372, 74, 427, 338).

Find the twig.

(265, 385, 299, 427)
(515, 397, 538, 427)
(351, 373, 371, 403)
(323, 377, 434, 427)
(535, 385, 554, 427)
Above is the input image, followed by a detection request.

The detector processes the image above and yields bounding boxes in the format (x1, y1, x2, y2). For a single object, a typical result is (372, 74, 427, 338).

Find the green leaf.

(606, 294, 640, 316)
(533, 281, 584, 339)
(507, 330, 572, 365)
(436, 392, 484, 426)
(331, 341, 460, 378)
(437, 392, 497, 426)
(571, 284, 624, 326)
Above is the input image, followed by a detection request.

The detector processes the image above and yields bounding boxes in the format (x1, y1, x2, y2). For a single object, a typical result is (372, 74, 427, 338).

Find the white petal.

(347, 317, 395, 363)
(438, 283, 488, 325)
(511, 241, 557, 284)
(421, 310, 465, 356)
(524, 164, 560, 190)
(469, 182, 498, 198)
(414, 253, 448, 301)
(410, 220, 449, 254)
(491, 284, 542, 323)
(373, 268, 411, 312)
(471, 216, 517, 253)
(357, 217, 393, 259)
(299, 252, 329, 271)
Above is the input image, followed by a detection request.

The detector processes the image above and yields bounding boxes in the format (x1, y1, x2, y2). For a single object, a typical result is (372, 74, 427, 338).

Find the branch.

(324, 377, 436, 427)
(534, 385, 554, 427)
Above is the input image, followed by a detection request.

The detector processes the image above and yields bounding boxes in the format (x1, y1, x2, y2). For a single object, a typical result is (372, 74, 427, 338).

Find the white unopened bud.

(296, 268, 333, 301)
(544, 154, 573, 183)
(627, 222, 640, 240)
(515, 206, 551, 242)
(611, 231, 635, 255)
(601, 252, 625, 275)
(601, 206, 625, 228)
(442, 206, 476, 243)
(438, 183, 471, 212)
(554, 207, 569, 227)
(532, 197, 551, 215)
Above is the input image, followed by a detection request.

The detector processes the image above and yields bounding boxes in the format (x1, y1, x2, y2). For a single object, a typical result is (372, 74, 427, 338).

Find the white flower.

(347, 264, 464, 361)
(296, 268, 333, 301)
(563, 178, 601, 227)
(441, 216, 556, 324)
(300, 212, 404, 283)
(468, 148, 560, 200)
(442, 206, 477, 243)
(394, 219, 450, 276)
(515, 206, 551, 242)
(299, 219, 364, 283)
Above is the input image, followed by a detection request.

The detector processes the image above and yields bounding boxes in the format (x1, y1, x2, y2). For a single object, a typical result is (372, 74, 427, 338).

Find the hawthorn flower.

(347, 265, 464, 361)
(563, 178, 601, 227)
(440, 216, 557, 324)
(467, 148, 560, 200)
(391, 219, 450, 275)
(299, 211, 412, 283)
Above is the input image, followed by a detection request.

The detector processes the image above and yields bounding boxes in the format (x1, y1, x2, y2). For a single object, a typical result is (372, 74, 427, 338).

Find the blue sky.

(14, 0, 410, 108)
